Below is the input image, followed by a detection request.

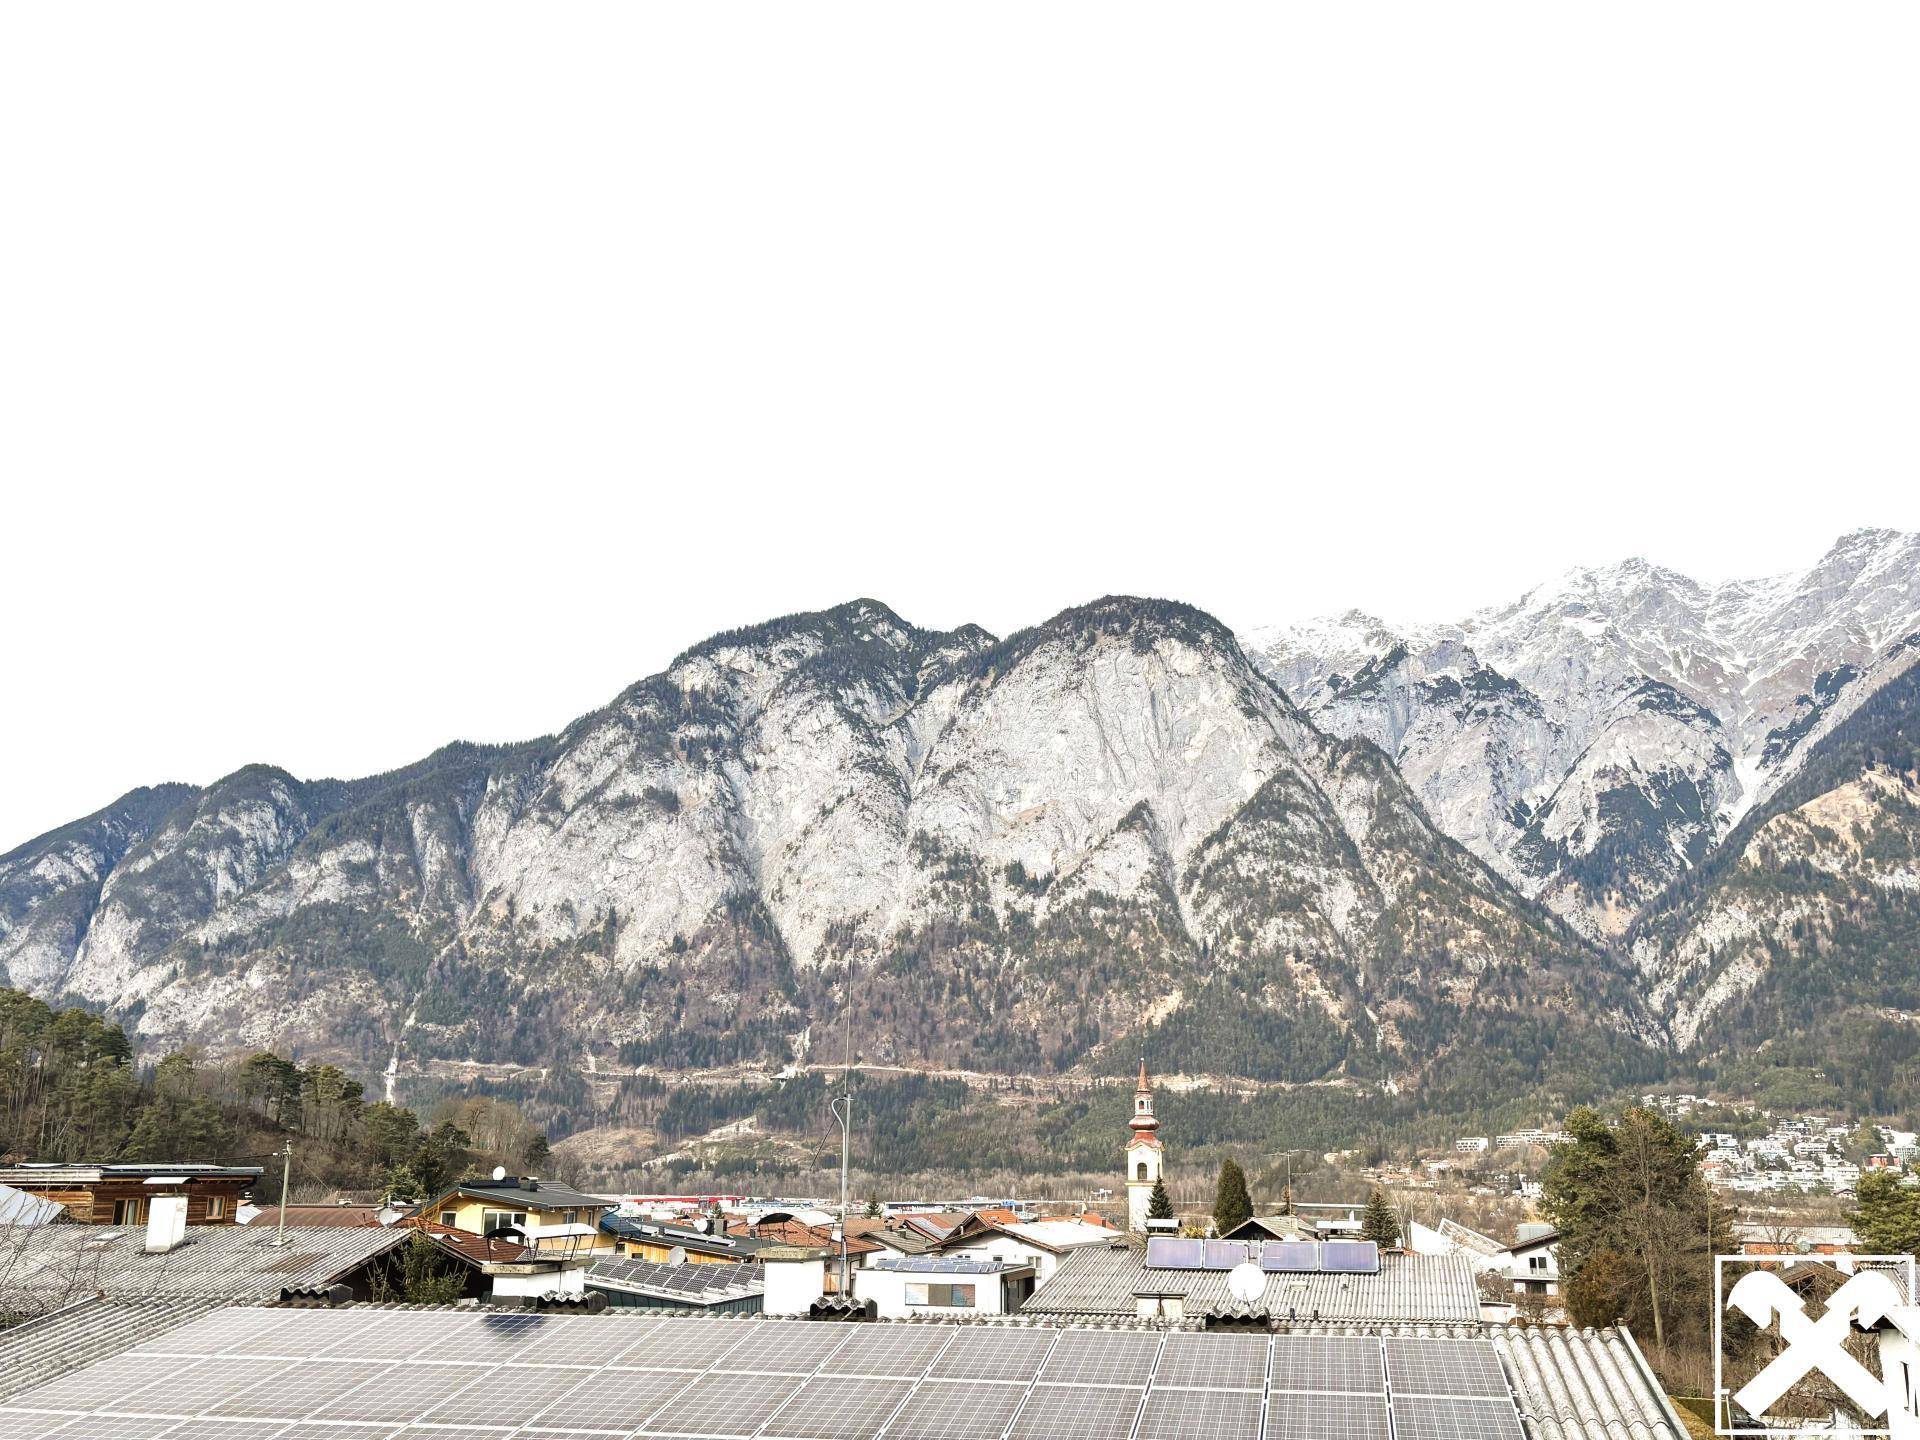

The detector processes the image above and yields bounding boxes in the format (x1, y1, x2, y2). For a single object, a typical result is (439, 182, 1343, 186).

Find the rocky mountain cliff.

(1244, 529, 1920, 940)
(5, 530, 1916, 1114)
(1, 598, 1651, 1103)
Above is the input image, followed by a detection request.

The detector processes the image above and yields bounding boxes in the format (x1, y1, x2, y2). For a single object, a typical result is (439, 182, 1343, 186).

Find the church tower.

(1124, 1058, 1163, 1233)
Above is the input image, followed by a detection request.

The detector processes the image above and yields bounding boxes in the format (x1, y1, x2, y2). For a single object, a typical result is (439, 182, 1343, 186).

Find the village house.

(851, 1252, 1036, 1318)
(0, 1162, 260, 1227)
(929, 1213, 1117, 1285)
(423, 1173, 615, 1255)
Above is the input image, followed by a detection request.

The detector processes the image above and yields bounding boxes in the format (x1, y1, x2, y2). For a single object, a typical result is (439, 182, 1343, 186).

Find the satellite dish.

(492, 1166, 507, 1181)
(1227, 1261, 1264, 1303)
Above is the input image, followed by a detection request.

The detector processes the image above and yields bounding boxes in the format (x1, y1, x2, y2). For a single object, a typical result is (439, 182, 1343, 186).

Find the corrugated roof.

(0, 1222, 406, 1307)
(1493, 1324, 1687, 1440)
(238, 1204, 383, 1228)
(0, 1296, 219, 1399)
(0, 1163, 262, 1184)
(1024, 1237, 1481, 1323)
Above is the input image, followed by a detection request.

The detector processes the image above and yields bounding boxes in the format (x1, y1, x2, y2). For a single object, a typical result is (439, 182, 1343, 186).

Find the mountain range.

(4, 529, 1918, 1122)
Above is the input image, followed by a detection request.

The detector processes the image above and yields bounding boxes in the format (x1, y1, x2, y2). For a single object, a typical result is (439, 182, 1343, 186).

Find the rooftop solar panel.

(925, 1327, 1057, 1383)
(36, 1418, 184, 1440)
(1146, 1236, 1204, 1270)
(1261, 1240, 1321, 1273)
(1391, 1395, 1527, 1440)
(512, 1316, 661, 1366)
(312, 1360, 485, 1423)
(641, 1370, 806, 1437)
(1151, 1332, 1269, 1391)
(1383, 1338, 1510, 1398)
(764, 1375, 915, 1440)
(0, 1416, 65, 1440)
(880, 1379, 1028, 1440)
(204, 1357, 388, 1418)
(1133, 1385, 1263, 1440)
(411, 1309, 550, 1361)
(613, 1315, 745, 1371)
(711, 1320, 851, 1374)
(818, 1324, 954, 1377)
(1007, 1381, 1143, 1440)
(1321, 1240, 1381, 1274)
(268, 1426, 404, 1440)
(153, 1421, 268, 1440)
(8, 1353, 203, 1409)
(1270, 1336, 1385, 1395)
(1266, 1391, 1392, 1440)
(1035, 1329, 1162, 1386)
(1202, 1239, 1252, 1270)
(101, 1355, 295, 1414)
(419, 1362, 597, 1427)
(531, 1366, 700, 1432)
(131, 1306, 304, 1356)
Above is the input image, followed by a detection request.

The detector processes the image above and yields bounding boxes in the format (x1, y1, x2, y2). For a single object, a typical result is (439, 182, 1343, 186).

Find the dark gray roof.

(436, 1176, 612, 1211)
(0, 1222, 406, 1308)
(0, 1296, 219, 1399)
(601, 1215, 773, 1259)
(1024, 1237, 1481, 1323)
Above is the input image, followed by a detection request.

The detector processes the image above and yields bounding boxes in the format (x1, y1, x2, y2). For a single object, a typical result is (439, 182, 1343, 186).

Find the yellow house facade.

(423, 1176, 617, 1255)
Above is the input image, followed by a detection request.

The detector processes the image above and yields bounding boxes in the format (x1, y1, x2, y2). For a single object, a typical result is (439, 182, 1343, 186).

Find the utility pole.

(828, 967, 854, 1296)
(273, 1139, 293, 1246)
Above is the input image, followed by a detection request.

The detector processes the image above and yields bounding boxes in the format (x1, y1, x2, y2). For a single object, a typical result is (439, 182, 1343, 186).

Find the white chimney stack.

(145, 1194, 189, 1253)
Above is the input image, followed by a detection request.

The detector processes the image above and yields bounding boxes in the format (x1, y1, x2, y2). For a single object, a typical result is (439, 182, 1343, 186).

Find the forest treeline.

(0, 987, 548, 1201)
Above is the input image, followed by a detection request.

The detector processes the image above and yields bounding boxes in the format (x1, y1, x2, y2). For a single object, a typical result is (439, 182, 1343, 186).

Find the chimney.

(145, 1194, 189, 1254)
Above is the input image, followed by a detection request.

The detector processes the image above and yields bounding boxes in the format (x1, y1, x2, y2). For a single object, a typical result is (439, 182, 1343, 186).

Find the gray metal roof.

(0, 1296, 219, 1399)
(1024, 1237, 1481, 1323)
(870, 1254, 1032, 1275)
(0, 1222, 406, 1308)
(0, 1163, 262, 1184)
(1493, 1324, 1687, 1440)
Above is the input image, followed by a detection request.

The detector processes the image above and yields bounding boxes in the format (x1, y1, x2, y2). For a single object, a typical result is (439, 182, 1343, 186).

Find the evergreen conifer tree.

(1360, 1188, 1400, 1247)
(1213, 1157, 1254, 1235)
(1148, 1177, 1175, 1221)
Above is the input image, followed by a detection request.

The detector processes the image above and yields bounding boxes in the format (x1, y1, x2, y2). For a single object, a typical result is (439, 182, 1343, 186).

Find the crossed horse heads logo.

(1727, 1268, 1906, 1419)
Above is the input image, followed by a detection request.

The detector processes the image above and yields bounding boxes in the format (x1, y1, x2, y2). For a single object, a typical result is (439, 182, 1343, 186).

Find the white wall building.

(933, 1219, 1116, 1286)
(851, 1256, 1035, 1319)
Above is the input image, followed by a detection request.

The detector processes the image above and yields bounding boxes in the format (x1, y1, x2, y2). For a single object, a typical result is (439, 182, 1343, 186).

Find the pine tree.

(1851, 1171, 1920, 1254)
(1213, 1157, 1253, 1235)
(1148, 1177, 1175, 1221)
(1361, 1188, 1400, 1247)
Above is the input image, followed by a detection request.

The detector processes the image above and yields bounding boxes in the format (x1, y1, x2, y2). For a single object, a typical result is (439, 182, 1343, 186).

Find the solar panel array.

(1144, 1237, 1382, 1275)
(589, 1259, 762, 1301)
(0, 1309, 1527, 1440)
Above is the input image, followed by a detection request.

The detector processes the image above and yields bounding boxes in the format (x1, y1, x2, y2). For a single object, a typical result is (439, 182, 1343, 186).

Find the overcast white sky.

(2, 4, 1917, 850)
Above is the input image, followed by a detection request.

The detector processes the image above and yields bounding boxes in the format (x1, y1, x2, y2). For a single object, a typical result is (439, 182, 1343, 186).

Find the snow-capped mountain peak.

(1245, 529, 1920, 936)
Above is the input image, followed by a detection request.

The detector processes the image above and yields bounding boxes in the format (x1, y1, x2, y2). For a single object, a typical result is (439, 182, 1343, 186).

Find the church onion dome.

(1128, 1058, 1159, 1132)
